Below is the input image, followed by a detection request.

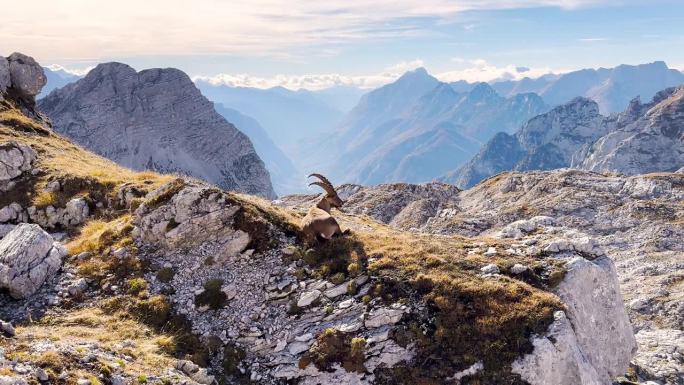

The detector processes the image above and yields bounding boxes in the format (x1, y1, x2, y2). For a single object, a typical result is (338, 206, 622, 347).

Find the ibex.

(301, 173, 344, 244)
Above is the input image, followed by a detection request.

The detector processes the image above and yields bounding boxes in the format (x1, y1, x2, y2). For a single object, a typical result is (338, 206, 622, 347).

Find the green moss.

(127, 277, 148, 295)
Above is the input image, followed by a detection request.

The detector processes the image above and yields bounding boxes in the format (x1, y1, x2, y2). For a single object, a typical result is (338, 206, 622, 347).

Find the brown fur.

(301, 174, 344, 244)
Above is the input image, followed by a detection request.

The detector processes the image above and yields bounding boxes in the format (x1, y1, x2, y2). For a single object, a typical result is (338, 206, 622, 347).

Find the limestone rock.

(512, 255, 636, 385)
(0, 141, 36, 183)
(38, 62, 275, 198)
(7, 53, 47, 98)
(0, 224, 65, 299)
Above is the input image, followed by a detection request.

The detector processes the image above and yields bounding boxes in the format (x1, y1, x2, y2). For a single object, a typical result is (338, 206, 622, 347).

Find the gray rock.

(297, 290, 321, 307)
(510, 264, 528, 274)
(364, 307, 404, 328)
(0, 141, 37, 183)
(38, 62, 275, 198)
(0, 56, 9, 94)
(480, 264, 500, 275)
(35, 368, 48, 382)
(7, 53, 47, 98)
(0, 320, 15, 337)
(0, 223, 65, 299)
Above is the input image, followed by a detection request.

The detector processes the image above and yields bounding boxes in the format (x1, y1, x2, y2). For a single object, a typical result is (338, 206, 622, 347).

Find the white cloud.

(193, 60, 427, 90)
(193, 58, 562, 90)
(437, 59, 557, 82)
(0, 0, 625, 61)
(45, 64, 93, 77)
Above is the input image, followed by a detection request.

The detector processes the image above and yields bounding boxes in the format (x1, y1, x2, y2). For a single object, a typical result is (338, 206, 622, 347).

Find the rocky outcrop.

(445, 85, 684, 189)
(580, 87, 684, 174)
(38, 62, 275, 198)
(0, 224, 65, 299)
(513, 255, 636, 385)
(0, 53, 46, 100)
(0, 141, 36, 192)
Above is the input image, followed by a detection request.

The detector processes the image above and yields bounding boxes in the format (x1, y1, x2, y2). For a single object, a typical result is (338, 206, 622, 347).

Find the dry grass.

(298, 213, 564, 383)
(66, 215, 134, 256)
(10, 307, 178, 382)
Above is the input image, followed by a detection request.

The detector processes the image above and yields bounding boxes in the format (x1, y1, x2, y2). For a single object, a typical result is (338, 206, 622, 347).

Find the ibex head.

(308, 173, 343, 211)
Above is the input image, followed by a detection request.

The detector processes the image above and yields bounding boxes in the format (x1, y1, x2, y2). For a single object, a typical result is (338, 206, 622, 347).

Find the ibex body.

(301, 174, 344, 244)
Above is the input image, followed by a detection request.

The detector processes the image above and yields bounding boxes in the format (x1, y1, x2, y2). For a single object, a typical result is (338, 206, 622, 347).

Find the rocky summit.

(38, 62, 276, 199)
(447, 85, 684, 189)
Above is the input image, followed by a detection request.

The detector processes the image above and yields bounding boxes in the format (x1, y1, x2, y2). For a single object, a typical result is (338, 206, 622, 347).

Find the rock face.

(580, 87, 684, 175)
(0, 224, 65, 299)
(6, 53, 47, 99)
(38, 62, 276, 198)
(513, 256, 636, 385)
(447, 86, 684, 188)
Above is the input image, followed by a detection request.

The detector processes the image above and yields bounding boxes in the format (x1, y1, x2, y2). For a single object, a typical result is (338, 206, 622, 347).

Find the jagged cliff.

(446, 86, 684, 188)
(38, 62, 276, 199)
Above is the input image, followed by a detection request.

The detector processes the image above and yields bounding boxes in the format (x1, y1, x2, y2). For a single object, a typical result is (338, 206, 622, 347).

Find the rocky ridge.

(38, 62, 275, 199)
(447, 86, 684, 188)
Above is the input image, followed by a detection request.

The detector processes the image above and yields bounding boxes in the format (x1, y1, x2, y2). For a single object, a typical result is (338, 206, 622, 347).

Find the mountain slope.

(491, 61, 684, 113)
(309, 69, 548, 186)
(38, 62, 276, 198)
(446, 85, 684, 188)
(213, 104, 302, 195)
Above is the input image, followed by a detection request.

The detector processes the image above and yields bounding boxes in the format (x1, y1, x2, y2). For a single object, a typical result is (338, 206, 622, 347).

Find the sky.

(2, 0, 684, 90)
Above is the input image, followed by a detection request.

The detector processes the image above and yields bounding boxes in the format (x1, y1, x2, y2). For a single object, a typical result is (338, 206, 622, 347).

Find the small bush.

(299, 328, 366, 373)
(156, 267, 175, 283)
(127, 278, 148, 296)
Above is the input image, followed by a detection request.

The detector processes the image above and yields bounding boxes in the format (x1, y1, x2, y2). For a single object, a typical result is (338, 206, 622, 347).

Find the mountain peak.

(467, 82, 499, 101)
(396, 67, 436, 84)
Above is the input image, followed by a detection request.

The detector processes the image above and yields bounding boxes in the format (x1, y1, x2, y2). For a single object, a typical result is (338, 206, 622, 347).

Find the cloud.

(0, 0, 624, 61)
(193, 58, 561, 90)
(193, 60, 428, 90)
(45, 64, 93, 77)
(437, 59, 557, 83)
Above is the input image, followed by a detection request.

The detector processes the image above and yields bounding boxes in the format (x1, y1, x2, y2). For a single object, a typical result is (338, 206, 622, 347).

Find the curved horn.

(309, 181, 335, 196)
(308, 173, 334, 188)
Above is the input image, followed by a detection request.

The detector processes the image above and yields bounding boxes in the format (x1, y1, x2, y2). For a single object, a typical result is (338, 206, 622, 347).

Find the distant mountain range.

(304, 68, 549, 186)
(194, 81, 362, 157)
(445, 86, 684, 188)
(39, 66, 81, 99)
(484, 61, 684, 113)
(39, 61, 684, 192)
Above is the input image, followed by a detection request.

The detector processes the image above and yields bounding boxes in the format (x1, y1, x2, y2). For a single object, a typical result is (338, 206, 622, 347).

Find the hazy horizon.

(2, 0, 683, 90)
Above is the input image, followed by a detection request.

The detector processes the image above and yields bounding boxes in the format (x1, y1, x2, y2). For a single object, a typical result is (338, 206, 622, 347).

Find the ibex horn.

(309, 181, 336, 197)
(308, 173, 334, 188)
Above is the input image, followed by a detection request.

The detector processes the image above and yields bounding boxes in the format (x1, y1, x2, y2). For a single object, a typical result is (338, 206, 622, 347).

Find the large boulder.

(0, 56, 10, 94)
(512, 254, 637, 385)
(7, 53, 46, 99)
(0, 142, 36, 183)
(0, 224, 65, 299)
